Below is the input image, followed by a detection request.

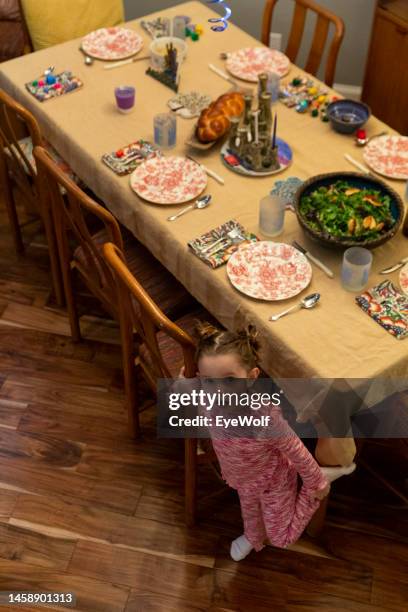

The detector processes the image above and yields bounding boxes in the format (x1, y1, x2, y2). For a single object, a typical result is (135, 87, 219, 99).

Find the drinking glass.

(154, 113, 177, 149)
(259, 194, 285, 237)
(341, 247, 373, 292)
(114, 86, 135, 113)
(258, 72, 280, 103)
(173, 16, 187, 39)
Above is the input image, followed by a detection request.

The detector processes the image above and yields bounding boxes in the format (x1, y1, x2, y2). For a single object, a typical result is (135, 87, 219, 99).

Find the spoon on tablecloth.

(269, 293, 320, 322)
(167, 194, 211, 222)
(79, 47, 94, 66)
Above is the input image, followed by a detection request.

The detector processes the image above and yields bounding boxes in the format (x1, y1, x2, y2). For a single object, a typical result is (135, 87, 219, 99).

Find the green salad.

(299, 180, 394, 240)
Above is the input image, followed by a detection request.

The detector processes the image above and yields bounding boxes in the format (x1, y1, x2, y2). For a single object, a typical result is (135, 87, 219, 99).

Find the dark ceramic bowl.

(326, 99, 371, 134)
(294, 172, 404, 250)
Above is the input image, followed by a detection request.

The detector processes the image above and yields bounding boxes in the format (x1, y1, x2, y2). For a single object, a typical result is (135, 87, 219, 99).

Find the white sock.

(321, 462, 356, 484)
(230, 534, 253, 561)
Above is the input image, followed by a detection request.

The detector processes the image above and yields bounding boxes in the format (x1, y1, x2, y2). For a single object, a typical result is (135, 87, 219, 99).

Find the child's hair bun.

(237, 325, 261, 358)
(195, 321, 220, 343)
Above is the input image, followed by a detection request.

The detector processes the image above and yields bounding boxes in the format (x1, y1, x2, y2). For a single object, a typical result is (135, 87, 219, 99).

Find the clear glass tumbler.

(258, 72, 280, 103)
(259, 194, 285, 237)
(173, 16, 187, 39)
(154, 113, 177, 149)
(341, 247, 373, 292)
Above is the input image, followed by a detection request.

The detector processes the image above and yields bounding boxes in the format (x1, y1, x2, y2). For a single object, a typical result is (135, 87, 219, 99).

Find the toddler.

(194, 322, 356, 561)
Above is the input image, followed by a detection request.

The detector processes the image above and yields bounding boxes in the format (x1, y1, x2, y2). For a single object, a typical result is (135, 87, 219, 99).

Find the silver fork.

(202, 227, 246, 255)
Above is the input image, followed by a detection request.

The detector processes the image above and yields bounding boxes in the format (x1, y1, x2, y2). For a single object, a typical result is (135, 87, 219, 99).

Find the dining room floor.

(0, 198, 407, 612)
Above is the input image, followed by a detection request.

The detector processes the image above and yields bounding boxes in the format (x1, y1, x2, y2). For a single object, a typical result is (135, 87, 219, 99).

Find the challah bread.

(196, 92, 244, 143)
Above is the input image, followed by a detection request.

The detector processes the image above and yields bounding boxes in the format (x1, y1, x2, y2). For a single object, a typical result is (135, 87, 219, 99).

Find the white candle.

(254, 110, 260, 144)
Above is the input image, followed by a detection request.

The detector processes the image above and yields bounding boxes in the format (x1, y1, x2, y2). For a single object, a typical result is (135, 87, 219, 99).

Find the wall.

(124, 0, 376, 86)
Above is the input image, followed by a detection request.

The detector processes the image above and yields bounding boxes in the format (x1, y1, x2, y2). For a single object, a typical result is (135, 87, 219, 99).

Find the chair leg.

(306, 494, 329, 538)
(0, 166, 24, 253)
(60, 263, 81, 342)
(38, 194, 65, 307)
(122, 350, 140, 439)
(185, 438, 198, 526)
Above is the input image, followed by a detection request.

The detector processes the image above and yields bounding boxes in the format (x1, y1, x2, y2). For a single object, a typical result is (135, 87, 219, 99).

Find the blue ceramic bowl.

(326, 99, 371, 134)
(294, 172, 404, 250)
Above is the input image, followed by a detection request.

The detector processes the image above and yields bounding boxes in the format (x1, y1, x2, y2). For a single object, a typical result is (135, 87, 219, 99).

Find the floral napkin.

(102, 140, 162, 176)
(271, 176, 304, 212)
(25, 71, 83, 102)
(188, 219, 258, 269)
(356, 280, 408, 340)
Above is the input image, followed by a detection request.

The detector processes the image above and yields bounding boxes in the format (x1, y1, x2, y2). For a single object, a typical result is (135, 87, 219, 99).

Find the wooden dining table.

(0, 0, 407, 466)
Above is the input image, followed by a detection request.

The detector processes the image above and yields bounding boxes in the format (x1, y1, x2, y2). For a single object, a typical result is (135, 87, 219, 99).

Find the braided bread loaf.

(196, 92, 244, 143)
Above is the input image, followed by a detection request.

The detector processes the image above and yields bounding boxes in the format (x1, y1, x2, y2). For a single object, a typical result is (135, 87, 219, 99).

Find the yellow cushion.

(21, 0, 124, 51)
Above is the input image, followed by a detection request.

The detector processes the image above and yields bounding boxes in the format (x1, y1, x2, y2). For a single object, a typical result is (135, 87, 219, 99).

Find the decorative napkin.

(271, 176, 304, 212)
(25, 71, 83, 102)
(102, 140, 162, 176)
(167, 91, 212, 119)
(188, 219, 258, 269)
(356, 280, 408, 340)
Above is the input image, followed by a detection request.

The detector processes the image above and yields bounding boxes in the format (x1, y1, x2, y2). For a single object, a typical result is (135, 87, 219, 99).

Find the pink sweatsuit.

(212, 407, 329, 551)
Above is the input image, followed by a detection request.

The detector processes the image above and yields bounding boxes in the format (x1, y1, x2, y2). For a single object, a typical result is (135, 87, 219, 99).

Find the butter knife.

(380, 257, 408, 274)
(187, 155, 225, 185)
(292, 241, 334, 278)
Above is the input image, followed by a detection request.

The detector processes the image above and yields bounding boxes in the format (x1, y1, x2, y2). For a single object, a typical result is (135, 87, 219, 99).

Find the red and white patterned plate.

(81, 27, 143, 61)
(400, 263, 408, 297)
(363, 135, 408, 180)
(227, 242, 312, 301)
(130, 156, 207, 205)
(226, 47, 290, 82)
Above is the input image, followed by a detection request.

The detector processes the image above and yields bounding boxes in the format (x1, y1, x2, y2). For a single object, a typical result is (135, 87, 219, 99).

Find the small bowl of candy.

(326, 99, 371, 134)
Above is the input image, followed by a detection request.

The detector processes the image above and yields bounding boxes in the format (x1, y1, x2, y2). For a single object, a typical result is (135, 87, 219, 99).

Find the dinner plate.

(130, 156, 207, 205)
(227, 242, 312, 301)
(226, 47, 290, 82)
(400, 263, 408, 297)
(221, 137, 292, 177)
(363, 135, 408, 180)
(81, 27, 143, 61)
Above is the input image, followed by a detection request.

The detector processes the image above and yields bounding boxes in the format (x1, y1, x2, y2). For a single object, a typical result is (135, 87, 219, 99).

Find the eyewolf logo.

(207, 0, 232, 31)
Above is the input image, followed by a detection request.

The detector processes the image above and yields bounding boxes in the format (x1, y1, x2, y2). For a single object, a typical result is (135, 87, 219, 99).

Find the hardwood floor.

(0, 199, 407, 611)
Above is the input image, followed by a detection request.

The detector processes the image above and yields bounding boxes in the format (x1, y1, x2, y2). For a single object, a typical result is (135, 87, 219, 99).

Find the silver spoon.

(269, 293, 320, 322)
(167, 194, 211, 222)
(79, 46, 94, 66)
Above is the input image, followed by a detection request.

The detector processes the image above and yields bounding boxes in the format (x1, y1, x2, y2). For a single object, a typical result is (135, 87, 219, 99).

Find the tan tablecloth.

(1, 1, 407, 464)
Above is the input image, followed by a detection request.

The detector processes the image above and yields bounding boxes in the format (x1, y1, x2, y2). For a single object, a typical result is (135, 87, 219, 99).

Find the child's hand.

(313, 484, 330, 500)
(178, 366, 185, 379)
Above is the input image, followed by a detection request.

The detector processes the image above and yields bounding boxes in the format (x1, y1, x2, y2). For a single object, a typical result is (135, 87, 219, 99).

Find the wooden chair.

(261, 0, 345, 87)
(0, 89, 63, 304)
(103, 240, 220, 526)
(33, 146, 196, 433)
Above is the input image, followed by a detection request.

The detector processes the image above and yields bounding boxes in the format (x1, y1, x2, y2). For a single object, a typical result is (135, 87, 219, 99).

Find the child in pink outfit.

(193, 323, 356, 561)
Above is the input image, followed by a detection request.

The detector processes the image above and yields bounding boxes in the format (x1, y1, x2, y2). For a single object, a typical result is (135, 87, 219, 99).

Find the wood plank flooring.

(0, 198, 407, 611)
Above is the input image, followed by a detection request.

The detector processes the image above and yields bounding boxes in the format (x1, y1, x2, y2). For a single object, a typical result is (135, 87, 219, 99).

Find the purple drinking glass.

(114, 86, 135, 113)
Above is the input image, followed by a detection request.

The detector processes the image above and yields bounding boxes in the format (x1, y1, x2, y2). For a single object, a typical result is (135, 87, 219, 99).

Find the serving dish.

(294, 172, 404, 249)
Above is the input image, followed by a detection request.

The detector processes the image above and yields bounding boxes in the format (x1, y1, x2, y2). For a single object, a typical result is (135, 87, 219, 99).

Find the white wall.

(124, 0, 376, 86)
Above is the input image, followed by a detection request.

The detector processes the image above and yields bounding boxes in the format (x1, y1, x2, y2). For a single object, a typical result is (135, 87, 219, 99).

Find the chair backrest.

(33, 145, 123, 316)
(103, 241, 197, 387)
(0, 88, 42, 204)
(262, 0, 345, 87)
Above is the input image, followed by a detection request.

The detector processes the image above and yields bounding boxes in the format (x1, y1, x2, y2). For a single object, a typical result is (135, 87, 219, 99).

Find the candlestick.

(272, 112, 277, 148)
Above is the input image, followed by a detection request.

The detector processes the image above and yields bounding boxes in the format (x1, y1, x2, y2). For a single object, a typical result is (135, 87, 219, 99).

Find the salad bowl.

(294, 172, 404, 250)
